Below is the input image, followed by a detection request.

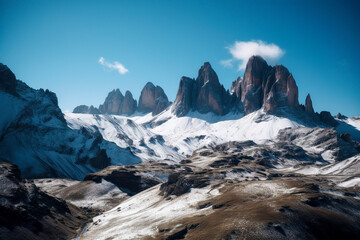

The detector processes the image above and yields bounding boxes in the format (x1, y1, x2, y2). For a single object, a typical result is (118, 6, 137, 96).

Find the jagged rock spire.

(172, 62, 232, 116)
(138, 82, 170, 115)
(305, 93, 314, 114)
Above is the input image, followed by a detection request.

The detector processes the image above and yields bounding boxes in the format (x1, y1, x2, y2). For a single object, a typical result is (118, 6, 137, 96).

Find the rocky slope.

(78, 136, 360, 240)
(0, 63, 140, 179)
(0, 162, 91, 240)
(34, 161, 177, 213)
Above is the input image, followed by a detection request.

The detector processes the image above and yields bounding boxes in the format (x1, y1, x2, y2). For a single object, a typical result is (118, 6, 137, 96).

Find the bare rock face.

(138, 82, 156, 112)
(121, 91, 137, 115)
(241, 56, 270, 113)
(305, 93, 314, 114)
(263, 65, 299, 113)
(83, 163, 168, 195)
(172, 62, 232, 116)
(99, 89, 124, 114)
(138, 82, 170, 115)
(319, 111, 339, 127)
(230, 77, 242, 98)
(153, 96, 170, 115)
(336, 112, 348, 119)
(73, 105, 89, 113)
(172, 77, 196, 116)
(0, 63, 17, 96)
(98, 89, 137, 115)
(0, 162, 89, 240)
(236, 56, 299, 114)
(73, 105, 100, 114)
(194, 62, 231, 115)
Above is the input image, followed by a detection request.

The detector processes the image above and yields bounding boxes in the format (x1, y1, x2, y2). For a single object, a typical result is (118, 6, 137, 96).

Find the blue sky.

(1, 0, 359, 116)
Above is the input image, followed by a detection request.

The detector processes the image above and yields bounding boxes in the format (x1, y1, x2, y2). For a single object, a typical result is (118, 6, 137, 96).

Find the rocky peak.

(99, 89, 124, 114)
(230, 77, 242, 98)
(172, 62, 232, 116)
(138, 82, 156, 113)
(172, 77, 196, 117)
(194, 62, 229, 115)
(73, 105, 100, 114)
(263, 65, 299, 113)
(336, 113, 348, 120)
(138, 82, 169, 115)
(0, 63, 18, 96)
(241, 56, 270, 113)
(74, 89, 136, 115)
(305, 93, 314, 114)
(73, 105, 91, 113)
(196, 62, 221, 89)
(319, 111, 339, 127)
(237, 56, 299, 114)
(121, 91, 137, 115)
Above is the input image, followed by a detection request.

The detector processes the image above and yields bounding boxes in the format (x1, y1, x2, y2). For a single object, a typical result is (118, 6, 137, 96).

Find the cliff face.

(240, 56, 270, 113)
(138, 82, 170, 115)
(121, 91, 137, 115)
(305, 93, 314, 114)
(173, 58, 299, 116)
(233, 56, 299, 114)
(73, 82, 169, 116)
(99, 89, 124, 114)
(71, 56, 336, 127)
(74, 89, 137, 115)
(172, 62, 232, 116)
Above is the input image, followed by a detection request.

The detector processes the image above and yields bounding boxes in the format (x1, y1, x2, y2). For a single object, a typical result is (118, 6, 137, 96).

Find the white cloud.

(220, 59, 233, 68)
(222, 40, 285, 70)
(98, 57, 129, 74)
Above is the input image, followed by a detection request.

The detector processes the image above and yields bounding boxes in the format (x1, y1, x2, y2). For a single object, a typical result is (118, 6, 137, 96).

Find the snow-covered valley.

(64, 108, 303, 163)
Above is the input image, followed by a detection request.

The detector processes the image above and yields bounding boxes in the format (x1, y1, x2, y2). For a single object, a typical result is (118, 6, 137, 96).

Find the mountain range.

(1, 57, 360, 239)
(72, 56, 338, 127)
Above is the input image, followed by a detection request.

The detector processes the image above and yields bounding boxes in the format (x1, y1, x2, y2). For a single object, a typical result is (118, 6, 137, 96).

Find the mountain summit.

(172, 56, 300, 116)
(171, 56, 338, 127)
(172, 62, 232, 116)
(138, 82, 170, 115)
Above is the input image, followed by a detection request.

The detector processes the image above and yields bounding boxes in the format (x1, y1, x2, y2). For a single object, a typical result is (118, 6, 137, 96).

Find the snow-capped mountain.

(65, 109, 305, 163)
(1, 55, 359, 180)
(65, 56, 357, 168)
(0, 63, 140, 179)
(1, 56, 360, 240)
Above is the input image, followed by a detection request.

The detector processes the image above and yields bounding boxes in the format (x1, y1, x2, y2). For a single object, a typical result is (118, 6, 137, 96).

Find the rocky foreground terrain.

(29, 126, 360, 240)
(0, 162, 96, 240)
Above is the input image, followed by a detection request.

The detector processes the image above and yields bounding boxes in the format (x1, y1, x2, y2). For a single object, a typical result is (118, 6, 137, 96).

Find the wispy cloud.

(220, 59, 233, 68)
(221, 40, 285, 70)
(98, 57, 129, 74)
